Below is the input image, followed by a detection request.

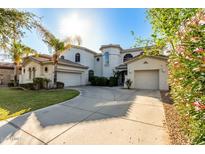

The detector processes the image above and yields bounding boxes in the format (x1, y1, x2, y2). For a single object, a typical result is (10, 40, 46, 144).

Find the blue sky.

(22, 8, 153, 54)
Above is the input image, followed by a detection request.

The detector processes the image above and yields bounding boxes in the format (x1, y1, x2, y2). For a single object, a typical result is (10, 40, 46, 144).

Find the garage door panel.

(134, 70, 159, 90)
(57, 72, 82, 86)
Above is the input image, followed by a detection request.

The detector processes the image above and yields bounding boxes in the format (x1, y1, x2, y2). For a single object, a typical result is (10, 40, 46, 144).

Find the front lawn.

(0, 88, 79, 121)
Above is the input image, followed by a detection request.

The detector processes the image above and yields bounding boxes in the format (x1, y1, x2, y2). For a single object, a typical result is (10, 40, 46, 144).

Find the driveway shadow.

(0, 87, 161, 144)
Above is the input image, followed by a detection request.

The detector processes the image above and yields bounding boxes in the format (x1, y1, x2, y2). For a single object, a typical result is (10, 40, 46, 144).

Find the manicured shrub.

(56, 81, 64, 89)
(90, 76, 109, 86)
(33, 77, 51, 89)
(44, 78, 51, 89)
(8, 82, 14, 87)
(99, 77, 109, 86)
(33, 77, 45, 89)
(89, 76, 96, 85)
(109, 77, 118, 87)
(19, 83, 35, 90)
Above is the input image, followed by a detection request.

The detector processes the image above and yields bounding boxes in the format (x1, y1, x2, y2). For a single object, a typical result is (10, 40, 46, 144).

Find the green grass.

(0, 88, 79, 121)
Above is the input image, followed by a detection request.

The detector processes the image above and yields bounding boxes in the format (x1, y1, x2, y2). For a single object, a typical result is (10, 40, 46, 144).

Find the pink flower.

(203, 57, 205, 62)
(194, 48, 204, 53)
(193, 101, 200, 107)
(200, 105, 205, 110)
(192, 101, 205, 110)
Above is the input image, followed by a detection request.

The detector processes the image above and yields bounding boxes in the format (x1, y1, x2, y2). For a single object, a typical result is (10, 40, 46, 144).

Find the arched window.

(60, 55, 64, 59)
(75, 53, 80, 62)
(123, 54, 133, 62)
(32, 67, 36, 79)
(28, 68, 32, 79)
(88, 70, 94, 81)
(45, 67, 48, 73)
(104, 52, 109, 65)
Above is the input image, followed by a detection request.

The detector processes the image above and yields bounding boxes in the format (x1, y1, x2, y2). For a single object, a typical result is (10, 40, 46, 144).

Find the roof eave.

(125, 55, 168, 64)
(57, 62, 88, 69)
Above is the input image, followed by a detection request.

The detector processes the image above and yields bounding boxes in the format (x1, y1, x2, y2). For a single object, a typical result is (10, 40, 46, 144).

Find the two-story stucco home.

(19, 44, 169, 90)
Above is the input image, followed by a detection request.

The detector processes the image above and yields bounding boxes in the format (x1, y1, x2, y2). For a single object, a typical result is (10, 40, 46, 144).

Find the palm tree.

(35, 23, 82, 86)
(10, 41, 37, 85)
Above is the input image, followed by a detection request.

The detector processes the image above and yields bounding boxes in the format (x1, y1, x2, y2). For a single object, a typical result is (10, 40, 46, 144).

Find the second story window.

(104, 52, 109, 65)
(75, 53, 80, 62)
(123, 54, 133, 62)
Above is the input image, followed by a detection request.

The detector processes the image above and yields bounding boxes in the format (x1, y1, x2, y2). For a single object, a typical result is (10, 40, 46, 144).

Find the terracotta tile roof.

(30, 55, 52, 63)
(23, 54, 88, 69)
(0, 62, 14, 69)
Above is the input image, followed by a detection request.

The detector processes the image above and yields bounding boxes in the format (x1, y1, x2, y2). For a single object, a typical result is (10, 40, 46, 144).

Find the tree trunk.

(14, 64, 19, 86)
(53, 63, 57, 88)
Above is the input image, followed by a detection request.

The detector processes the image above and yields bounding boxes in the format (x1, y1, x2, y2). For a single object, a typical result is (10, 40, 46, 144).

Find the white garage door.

(57, 72, 82, 87)
(134, 70, 159, 90)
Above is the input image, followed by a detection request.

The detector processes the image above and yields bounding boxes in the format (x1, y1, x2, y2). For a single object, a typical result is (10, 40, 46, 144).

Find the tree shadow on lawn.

(0, 88, 79, 121)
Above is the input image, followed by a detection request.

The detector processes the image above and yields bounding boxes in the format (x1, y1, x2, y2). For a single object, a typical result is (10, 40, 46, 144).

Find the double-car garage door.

(57, 72, 82, 87)
(134, 70, 159, 90)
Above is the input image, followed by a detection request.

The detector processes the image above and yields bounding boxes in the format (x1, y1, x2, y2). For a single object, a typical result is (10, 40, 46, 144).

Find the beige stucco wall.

(19, 60, 88, 87)
(19, 61, 54, 84)
(62, 47, 95, 70)
(0, 68, 14, 85)
(126, 57, 168, 90)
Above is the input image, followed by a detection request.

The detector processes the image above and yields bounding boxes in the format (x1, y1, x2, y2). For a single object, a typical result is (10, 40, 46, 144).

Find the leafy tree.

(35, 23, 82, 85)
(0, 8, 38, 50)
(0, 9, 39, 85)
(134, 8, 205, 144)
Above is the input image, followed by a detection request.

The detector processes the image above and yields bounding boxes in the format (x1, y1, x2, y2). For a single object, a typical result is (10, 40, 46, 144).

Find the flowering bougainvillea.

(166, 10, 205, 144)
(135, 9, 205, 144)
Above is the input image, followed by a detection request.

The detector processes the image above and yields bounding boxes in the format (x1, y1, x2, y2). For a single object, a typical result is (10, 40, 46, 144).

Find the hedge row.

(9, 77, 64, 90)
(90, 76, 118, 87)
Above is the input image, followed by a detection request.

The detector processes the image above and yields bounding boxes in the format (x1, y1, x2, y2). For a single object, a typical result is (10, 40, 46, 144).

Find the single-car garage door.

(134, 70, 159, 90)
(57, 72, 82, 87)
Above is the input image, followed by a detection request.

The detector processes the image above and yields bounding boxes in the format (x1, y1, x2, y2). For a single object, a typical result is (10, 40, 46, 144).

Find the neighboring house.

(19, 54, 88, 87)
(19, 44, 169, 90)
(0, 62, 14, 85)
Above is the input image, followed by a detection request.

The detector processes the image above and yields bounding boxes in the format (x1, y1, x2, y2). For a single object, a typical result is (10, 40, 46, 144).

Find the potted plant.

(125, 79, 132, 89)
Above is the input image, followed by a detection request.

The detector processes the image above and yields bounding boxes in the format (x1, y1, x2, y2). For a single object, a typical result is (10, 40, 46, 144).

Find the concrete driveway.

(0, 86, 170, 144)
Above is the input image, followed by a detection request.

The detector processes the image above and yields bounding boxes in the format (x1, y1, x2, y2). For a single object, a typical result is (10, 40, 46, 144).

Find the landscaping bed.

(160, 91, 190, 145)
(0, 88, 79, 121)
